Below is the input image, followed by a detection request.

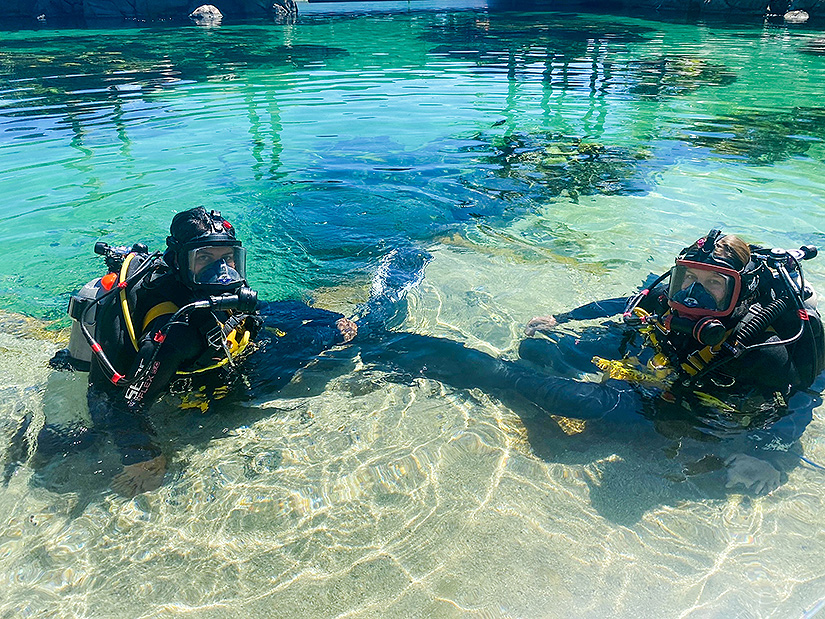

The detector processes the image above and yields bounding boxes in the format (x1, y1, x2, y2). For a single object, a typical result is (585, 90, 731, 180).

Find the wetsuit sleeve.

(360, 332, 640, 422)
(247, 301, 350, 393)
(553, 297, 629, 324)
(552, 277, 668, 325)
(259, 300, 349, 348)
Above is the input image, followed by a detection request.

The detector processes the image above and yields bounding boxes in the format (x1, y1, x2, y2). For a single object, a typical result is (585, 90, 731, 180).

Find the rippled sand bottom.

(2, 243, 825, 618)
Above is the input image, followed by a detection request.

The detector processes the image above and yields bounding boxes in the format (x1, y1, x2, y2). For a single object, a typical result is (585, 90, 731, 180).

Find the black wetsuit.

(26, 259, 352, 469)
(354, 282, 824, 465)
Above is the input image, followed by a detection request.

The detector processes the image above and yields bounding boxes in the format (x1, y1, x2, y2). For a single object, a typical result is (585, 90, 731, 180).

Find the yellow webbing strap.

(119, 253, 140, 352)
(174, 323, 253, 377)
(175, 357, 231, 376)
(680, 338, 727, 376)
(142, 301, 179, 332)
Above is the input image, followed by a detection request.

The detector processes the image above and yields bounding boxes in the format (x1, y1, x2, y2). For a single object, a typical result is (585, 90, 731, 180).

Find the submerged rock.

(462, 131, 652, 201)
(681, 107, 825, 163)
(628, 56, 737, 99)
(189, 4, 222, 26)
(784, 9, 810, 21)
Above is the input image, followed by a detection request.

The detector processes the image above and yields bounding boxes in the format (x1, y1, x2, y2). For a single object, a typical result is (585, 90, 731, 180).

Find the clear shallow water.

(2, 4, 825, 617)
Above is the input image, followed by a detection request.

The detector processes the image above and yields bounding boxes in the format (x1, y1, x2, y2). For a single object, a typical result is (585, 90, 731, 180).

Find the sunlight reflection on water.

(1, 5, 825, 618)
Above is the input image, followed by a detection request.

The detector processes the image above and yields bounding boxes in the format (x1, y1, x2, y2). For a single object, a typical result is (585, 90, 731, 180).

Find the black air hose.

(733, 297, 788, 348)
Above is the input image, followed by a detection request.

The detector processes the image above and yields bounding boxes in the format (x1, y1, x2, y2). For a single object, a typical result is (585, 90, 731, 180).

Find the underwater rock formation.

(461, 131, 653, 202)
(680, 107, 825, 164)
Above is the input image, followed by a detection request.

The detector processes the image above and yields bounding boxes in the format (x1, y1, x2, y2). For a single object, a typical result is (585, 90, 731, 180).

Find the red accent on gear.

(153, 332, 166, 343)
(101, 272, 118, 290)
(111, 373, 124, 384)
(91, 343, 102, 353)
(799, 309, 810, 321)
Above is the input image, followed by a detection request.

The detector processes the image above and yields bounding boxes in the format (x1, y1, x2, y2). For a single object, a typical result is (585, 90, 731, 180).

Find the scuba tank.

(51, 238, 259, 390)
(64, 277, 108, 371)
(622, 242, 823, 390)
(50, 242, 150, 372)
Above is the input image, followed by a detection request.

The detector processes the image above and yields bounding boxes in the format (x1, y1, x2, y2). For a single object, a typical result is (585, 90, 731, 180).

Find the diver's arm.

(260, 300, 345, 326)
(360, 332, 640, 422)
(525, 297, 628, 336)
(260, 300, 355, 347)
(246, 301, 357, 394)
(88, 317, 203, 465)
(553, 297, 630, 324)
(122, 317, 204, 413)
(527, 279, 670, 335)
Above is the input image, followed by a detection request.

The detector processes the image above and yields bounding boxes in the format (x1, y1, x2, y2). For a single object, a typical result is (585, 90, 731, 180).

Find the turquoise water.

(2, 3, 825, 617)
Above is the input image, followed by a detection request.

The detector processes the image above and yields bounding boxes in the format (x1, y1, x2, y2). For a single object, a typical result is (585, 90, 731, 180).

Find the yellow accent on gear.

(174, 319, 254, 377)
(593, 356, 662, 385)
(142, 301, 179, 331)
(119, 253, 140, 352)
(178, 388, 210, 412)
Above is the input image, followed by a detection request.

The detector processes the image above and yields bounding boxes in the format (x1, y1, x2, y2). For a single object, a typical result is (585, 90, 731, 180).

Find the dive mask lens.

(188, 245, 246, 286)
(668, 261, 740, 318)
(671, 282, 718, 310)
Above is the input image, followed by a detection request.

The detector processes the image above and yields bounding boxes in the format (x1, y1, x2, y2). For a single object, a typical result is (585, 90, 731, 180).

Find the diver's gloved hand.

(724, 453, 781, 495)
(336, 317, 358, 343)
(524, 315, 557, 337)
(111, 454, 168, 497)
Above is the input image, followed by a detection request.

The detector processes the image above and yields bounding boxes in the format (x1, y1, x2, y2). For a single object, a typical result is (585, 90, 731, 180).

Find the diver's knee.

(518, 337, 558, 368)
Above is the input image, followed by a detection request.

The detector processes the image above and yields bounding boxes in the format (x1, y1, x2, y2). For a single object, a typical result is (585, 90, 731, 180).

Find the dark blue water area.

(1, 6, 824, 321)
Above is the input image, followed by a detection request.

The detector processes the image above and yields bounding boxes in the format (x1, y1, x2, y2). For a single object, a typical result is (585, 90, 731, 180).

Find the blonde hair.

(715, 235, 750, 271)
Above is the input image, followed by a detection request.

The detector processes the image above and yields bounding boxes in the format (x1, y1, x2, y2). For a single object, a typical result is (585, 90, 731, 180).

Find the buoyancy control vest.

(612, 244, 825, 397)
(53, 242, 260, 391)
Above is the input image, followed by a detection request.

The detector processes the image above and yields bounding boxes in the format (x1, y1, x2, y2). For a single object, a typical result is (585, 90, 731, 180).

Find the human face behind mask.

(681, 268, 730, 307)
(187, 245, 246, 287)
(668, 260, 741, 318)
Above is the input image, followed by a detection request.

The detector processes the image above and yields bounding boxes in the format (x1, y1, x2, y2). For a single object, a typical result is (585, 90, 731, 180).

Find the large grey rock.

(189, 3, 222, 24)
(784, 8, 810, 19)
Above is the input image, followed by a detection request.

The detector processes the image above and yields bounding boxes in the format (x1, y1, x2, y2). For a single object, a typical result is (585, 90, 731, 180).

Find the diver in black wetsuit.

(17, 207, 357, 496)
(354, 230, 824, 494)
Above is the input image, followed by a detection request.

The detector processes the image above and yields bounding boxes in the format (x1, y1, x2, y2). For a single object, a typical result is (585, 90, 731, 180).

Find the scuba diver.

(13, 207, 357, 496)
(353, 230, 824, 494)
(517, 229, 825, 492)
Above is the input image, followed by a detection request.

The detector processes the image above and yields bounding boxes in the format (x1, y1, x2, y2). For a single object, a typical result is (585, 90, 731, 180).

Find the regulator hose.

(732, 296, 789, 349)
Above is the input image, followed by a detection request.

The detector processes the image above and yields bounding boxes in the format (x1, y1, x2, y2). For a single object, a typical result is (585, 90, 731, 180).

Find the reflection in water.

(681, 106, 825, 163)
(1, 8, 825, 618)
(422, 13, 735, 100)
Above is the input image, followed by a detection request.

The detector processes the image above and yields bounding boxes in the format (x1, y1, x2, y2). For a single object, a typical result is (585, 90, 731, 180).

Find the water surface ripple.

(1, 6, 825, 618)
